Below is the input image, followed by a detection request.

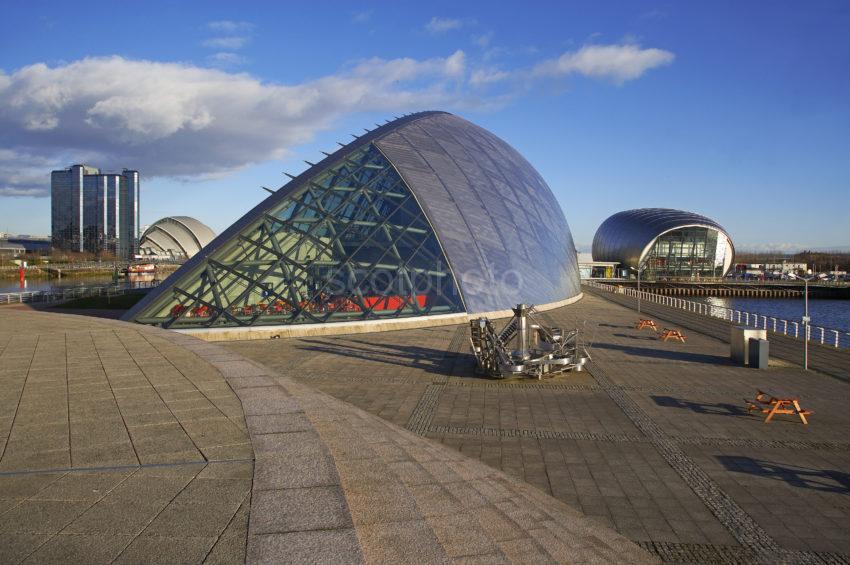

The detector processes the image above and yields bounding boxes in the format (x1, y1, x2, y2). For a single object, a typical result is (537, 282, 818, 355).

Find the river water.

(691, 296, 850, 334)
(0, 274, 156, 294)
(5, 276, 850, 336)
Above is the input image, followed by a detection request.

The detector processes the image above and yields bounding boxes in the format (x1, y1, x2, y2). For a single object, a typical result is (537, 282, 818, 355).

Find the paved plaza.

(0, 311, 252, 564)
(227, 292, 850, 564)
(0, 304, 653, 564)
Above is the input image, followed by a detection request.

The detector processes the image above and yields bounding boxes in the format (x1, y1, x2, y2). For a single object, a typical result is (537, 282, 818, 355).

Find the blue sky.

(1, 0, 848, 251)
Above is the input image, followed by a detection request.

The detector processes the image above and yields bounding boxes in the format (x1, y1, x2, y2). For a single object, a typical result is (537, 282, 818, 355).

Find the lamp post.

(801, 269, 815, 371)
(636, 260, 645, 314)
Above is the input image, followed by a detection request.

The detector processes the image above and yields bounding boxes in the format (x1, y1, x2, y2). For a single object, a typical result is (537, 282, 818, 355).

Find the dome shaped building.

(138, 216, 216, 260)
(125, 111, 581, 332)
(592, 208, 735, 279)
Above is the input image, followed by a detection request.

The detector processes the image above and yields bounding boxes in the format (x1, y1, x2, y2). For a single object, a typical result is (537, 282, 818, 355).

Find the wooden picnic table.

(745, 390, 812, 424)
(659, 328, 686, 343)
(636, 319, 658, 331)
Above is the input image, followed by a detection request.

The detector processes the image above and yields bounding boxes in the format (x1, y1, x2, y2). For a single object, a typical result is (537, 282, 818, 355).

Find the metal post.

(803, 276, 810, 371)
(636, 265, 641, 314)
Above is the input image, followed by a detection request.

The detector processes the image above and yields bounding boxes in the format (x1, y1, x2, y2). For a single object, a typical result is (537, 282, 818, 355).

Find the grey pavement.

(0, 306, 654, 564)
(0, 310, 252, 564)
(227, 293, 850, 564)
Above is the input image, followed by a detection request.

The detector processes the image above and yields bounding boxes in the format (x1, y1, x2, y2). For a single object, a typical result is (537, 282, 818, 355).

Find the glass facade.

(121, 170, 140, 258)
(592, 208, 735, 279)
(51, 165, 139, 259)
(133, 144, 465, 328)
(643, 227, 730, 279)
(51, 165, 86, 252)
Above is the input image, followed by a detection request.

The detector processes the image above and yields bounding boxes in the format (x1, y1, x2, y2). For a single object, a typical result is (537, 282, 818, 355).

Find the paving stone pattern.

(228, 292, 850, 563)
(0, 305, 658, 563)
(0, 310, 252, 564)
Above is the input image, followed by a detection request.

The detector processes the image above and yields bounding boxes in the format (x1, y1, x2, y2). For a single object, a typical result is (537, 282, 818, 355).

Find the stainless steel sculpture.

(469, 304, 590, 379)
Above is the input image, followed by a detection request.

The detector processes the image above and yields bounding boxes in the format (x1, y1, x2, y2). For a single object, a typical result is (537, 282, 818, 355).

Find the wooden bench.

(659, 328, 686, 342)
(745, 390, 812, 424)
(636, 319, 658, 331)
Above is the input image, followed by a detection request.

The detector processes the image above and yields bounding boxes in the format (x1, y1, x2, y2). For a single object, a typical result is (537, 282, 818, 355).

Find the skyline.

(1, 1, 848, 251)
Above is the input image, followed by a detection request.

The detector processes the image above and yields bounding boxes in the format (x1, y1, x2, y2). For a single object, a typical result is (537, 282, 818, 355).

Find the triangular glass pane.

(130, 143, 465, 328)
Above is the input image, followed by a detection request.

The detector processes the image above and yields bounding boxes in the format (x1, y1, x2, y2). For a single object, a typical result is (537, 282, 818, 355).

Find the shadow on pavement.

(717, 456, 850, 494)
(593, 342, 731, 365)
(296, 337, 472, 375)
(613, 333, 658, 341)
(651, 395, 749, 417)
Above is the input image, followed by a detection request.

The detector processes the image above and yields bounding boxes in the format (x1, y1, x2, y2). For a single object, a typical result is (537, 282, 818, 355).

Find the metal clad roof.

(139, 216, 216, 258)
(375, 113, 579, 313)
(591, 208, 733, 268)
(126, 111, 580, 321)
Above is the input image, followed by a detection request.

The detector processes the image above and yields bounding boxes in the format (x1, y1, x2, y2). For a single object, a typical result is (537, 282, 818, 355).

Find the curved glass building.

(592, 208, 735, 279)
(138, 216, 216, 260)
(124, 111, 580, 329)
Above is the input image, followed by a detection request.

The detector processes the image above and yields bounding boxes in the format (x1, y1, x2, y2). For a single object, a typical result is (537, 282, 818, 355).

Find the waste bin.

(730, 327, 767, 365)
(748, 338, 769, 369)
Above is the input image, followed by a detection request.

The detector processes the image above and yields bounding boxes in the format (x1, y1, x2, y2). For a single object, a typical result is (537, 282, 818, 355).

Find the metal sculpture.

(469, 304, 590, 379)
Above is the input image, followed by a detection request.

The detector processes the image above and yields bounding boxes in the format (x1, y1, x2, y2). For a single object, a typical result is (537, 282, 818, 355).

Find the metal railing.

(0, 280, 160, 305)
(583, 280, 850, 350)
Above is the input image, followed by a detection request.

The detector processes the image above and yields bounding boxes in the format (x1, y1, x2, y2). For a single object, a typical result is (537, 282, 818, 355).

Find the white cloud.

(0, 149, 65, 197)
(0, 42, 675, 198)
(0, 54, 476, 196)
(533, 43, 674, 84)
(207, 52, 248, 68)
(206, 20, 254, 34)
(425, 17, 463, 34)
(202, 36, 249, 50)
(470, 68, 510, 86)
(444, 50, 466, 77)
(202, 20, 254, 60)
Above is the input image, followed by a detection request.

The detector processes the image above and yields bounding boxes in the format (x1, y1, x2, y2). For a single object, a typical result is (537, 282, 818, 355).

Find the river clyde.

(4, 276, 850, 336)
(693, 296, 850, 333)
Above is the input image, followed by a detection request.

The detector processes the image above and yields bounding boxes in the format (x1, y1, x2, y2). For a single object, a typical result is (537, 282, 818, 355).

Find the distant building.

(138, 217, 216, 260)
(51, 165, 140, 259)
(592, 208, 735, 280)
(576, 252, 620, 279)
(0, 239, 26, 258)
(0, 234, 51, 254)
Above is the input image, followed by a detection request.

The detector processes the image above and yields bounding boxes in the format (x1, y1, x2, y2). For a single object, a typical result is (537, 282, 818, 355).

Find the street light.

(636, 260, 645, 314)
(801, 268, 815, 371)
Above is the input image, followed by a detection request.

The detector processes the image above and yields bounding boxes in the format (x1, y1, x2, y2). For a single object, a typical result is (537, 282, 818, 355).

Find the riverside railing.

(0, 280, 160, 305)
(583, 280, 850, 350)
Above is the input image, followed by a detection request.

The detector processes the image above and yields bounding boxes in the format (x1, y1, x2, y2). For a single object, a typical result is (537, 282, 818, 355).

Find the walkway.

(228, 293, 850, 564)
(0, 307, 651, 564)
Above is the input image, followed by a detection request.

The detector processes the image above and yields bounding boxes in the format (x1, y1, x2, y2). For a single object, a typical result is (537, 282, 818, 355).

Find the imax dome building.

(125, 111, 580, 333)
(593, 208, 735, 279)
